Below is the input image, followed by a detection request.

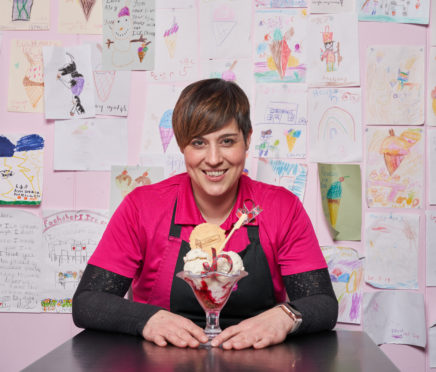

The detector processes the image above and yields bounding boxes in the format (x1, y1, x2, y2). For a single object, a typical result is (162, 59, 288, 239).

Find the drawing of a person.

(320, 26, 342, 73)
(57, 53, 86, 116)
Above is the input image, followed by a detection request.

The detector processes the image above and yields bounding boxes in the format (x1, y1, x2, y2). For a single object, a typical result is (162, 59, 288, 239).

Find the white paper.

(431, 3, 436, 46)
(430, 323, 436, 368)
(157, 0, 194, 9)
(139, 152, 186, 178)
(252, 84, 307, 159)
(43, 45, 95, 119)
(306, 14, 359, 87)
(427, 211, 436, 286)
(145, 8, 198, 82)
(102, 0, 155, 71)
(427, 47, 436, 126)
(89, 43, 131, 117)
(308, 87, 362, 162)
(255, 0, 308, 7)
(40, 210, 108, 312)
(0, 210, 42, 312)
(365, 212, 419, 289)
(256, 160, 307, 202)
(429, 130, 436, 205)
(199, 0, 252, 59)
(54, 118, 128, 171)
(363, 291, 426, 348)
(309, 0, 354, 13)
(110, 165, 165, 215)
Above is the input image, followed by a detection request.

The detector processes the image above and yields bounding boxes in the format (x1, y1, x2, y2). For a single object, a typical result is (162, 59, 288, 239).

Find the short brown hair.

(172, 79, 251, 149)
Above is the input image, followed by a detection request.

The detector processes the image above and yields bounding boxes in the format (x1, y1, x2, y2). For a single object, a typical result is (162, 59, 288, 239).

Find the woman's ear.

(245, 130, 252, 151)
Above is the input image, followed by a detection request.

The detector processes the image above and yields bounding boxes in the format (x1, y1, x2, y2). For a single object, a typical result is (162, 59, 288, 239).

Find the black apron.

(169, 201, 276, 328)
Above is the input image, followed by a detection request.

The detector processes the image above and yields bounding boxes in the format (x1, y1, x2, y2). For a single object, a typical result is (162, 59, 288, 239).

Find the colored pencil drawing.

(58, 0, 102, 34)
(0, 134, 44, 205)
(255, 0, 308, 7)
(366, 127, 423, 208)
(159, 109, 174, 153)
(366, 46, 424, 124)
(164, 17, 179, 58)
(254, 9, 307, 83)
(321, 246, 363, 324)
(0, 0, 49, 30)
(427, 47, 436, 126)
(12, 0, 33, 21)
(358, 0, 429, 24)
(309, 0, 355, 13)
(79, 0, 97, 21)
(320, 26, 342, 72)
(365, 212, 419, 289)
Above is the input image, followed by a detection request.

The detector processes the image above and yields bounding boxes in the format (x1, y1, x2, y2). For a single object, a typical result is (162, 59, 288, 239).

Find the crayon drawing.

(366, 46, 424, 125)
(308, 88, 362, 162)
(307, 14, 359, 87)
(41, 210, 108, 313)
(58, 0, 102, 34)
(0, 0, 49, 30)
(321, 246, 363, 324)
(365, 212, 419, 289)
(366, 127, 423, 208)
(309, 0, 355, 13)
(358, 0, 429, 24)
(0, 134, 44, 205)
(427, 47, 436, 126)
(199, 0, 252, 59)
(254, 9, 307, 83)
(256, 160, 307, 201)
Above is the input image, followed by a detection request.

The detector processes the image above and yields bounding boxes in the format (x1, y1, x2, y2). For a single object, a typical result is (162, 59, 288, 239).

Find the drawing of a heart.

(93, 71, 116, 102)
(80, 0, 96, 21)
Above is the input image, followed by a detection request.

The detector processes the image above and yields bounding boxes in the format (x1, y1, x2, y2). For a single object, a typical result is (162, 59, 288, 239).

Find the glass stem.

(205, 310, 222, 337)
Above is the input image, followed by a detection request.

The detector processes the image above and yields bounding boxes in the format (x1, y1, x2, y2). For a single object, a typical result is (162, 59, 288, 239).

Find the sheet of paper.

(255, 0, 307, 7)
(58, 0, 102, 34)
(308, 88, 362, 162)
(365, 45, 424, 125)
(365, 212, 419, 289)
(0, 210, 42, 313)
(54, 118, 128, 171)
(427, 211, 436, 286)
(307, 14, 359, 87)
(318, 163, 362, 241)
(427, 47, 436, 126)
(358, 0, 430, 24)
(8, 39, 61, 113)
(431, 4, 436, 46)
(309, 0, 354, 13)
(90, 43, 131, 117)
(252, 84, 307, 159)
(430, 323, 436, 368)
(145, 8, 198, 82)
(429, 129, 436, 205)
(43, 44, 95, 119)
(140, 152, 187, 178)
(199, 58, 252, 98)
(256, 160, 307, 202)
(363, 291, 426, 347)
(199, 0, 252, 59)
(366, 127, 423, 208)
(110, 165, 165, 215)
(40, 210, 108, 313)
(158, 0, 195, 8)
(0, 0, 50, 31)
(321, 246, 363, 324)
(0, 134, 44, 205)
(102, 0, 155, 71)
(254, 9, 307, 83)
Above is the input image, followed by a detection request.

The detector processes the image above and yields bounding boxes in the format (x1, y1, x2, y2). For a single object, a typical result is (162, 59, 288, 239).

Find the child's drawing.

(427, 47, 436, 126)
(365, 212, 419, 289)
(366, 127, 423, 208)
(254, 9, 306, 83)
(0, 0, 49, 30)
(256, 160, 307, 201)
(321, 246, 363, 324)
(159, 109, 174, 153)
(12, 0, 33, 21)
(309, 0, 355, 13)
(164, 18, 179, 58)
(308, 88, 362, 162)
(366, 46, 424, 124)
(307, 14, 359, 86)
(103, 0, 155, 70)
(358, 0, 430, 24)
(80, 0, 97, 21)
(255, 0, 308, 7)
(58, 0, 102, 34)
(0, 134, 44, 205)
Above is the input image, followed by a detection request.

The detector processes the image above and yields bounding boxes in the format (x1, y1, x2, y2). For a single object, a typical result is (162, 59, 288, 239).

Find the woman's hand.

(210, 307, 294, 350)
(143, 310, 209, 348)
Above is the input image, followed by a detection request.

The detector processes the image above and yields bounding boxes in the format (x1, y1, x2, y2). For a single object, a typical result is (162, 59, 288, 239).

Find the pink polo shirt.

(89, 173, 326, 308)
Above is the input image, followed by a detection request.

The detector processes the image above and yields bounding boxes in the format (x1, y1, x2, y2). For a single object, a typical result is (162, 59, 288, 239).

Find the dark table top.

(23, 329, 399, 372)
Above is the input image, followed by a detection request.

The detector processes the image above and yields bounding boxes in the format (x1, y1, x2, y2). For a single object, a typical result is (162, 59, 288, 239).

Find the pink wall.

(0, 1, 435, 371)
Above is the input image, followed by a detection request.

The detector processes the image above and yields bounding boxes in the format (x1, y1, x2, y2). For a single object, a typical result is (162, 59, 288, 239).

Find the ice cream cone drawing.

(269, 28, 294, 79)
(115, 169, 133, 198)
(79, 0, 96, 21)
(380, 128, 421, 175)
(431, 87, 436, 116)
(285, 129, 301, 152)
(326, 176, 347, 228)
(221, 60, 237, 81)
(22, 49, 44, 108)
(93, 70, 116, 102)
(159, 109, 174, 153)
(137, 41, 150, 62)
(164, 18, 179, 59)
(212, 5, 236, 46)
(12, 0, 34, 21)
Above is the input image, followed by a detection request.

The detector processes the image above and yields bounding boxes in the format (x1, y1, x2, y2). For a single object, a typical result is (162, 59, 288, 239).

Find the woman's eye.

(222, 138, 235, 146)
(191, 139, 204, 147)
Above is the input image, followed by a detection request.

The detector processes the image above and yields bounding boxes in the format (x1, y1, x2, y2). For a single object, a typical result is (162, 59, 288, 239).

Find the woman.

(72, 78, 338, 350)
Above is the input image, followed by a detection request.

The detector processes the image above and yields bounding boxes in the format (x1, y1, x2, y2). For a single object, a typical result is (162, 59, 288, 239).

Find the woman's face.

(182, 119, 251, 202)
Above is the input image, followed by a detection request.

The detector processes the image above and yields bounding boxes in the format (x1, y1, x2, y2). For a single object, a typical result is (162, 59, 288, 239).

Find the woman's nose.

(205, 144, 222, 165)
